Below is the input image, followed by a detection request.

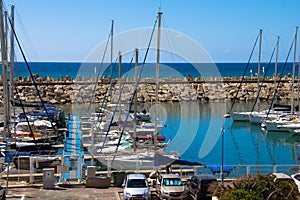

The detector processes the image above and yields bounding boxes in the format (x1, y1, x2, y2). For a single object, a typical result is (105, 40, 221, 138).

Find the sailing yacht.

(277, 121, 300, 133)
(90, 11, 180, 170)
(263, 116, 299, 132)
(230, 111, 251, 122)
(249, 36, 280, 124)
(230, 29, 263, 122)
(263, 27, 299, 132)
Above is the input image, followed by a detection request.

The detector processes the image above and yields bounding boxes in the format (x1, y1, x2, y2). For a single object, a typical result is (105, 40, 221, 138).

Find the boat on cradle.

(8, 151, 58, 171)
(14, 119, 59, 142)
(7, 142, 53, 155)
(3, 106, 66, 144)
(95, 151, 180, 170)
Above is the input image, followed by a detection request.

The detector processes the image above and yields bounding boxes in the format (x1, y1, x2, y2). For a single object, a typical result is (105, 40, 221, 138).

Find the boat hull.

(12, 156, 56, 171)
(264, 121, 291, 132)
(230, 112, 250, 122)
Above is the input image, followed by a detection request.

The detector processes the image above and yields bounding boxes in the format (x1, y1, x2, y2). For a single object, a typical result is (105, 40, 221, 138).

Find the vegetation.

(208, 174, 299, 200)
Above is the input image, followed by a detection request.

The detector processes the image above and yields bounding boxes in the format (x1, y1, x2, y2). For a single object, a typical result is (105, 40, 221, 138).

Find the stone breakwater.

(0, 74, 298, 105)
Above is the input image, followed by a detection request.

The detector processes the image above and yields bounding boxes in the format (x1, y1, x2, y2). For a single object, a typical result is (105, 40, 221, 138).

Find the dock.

(60, 115, 84, 183)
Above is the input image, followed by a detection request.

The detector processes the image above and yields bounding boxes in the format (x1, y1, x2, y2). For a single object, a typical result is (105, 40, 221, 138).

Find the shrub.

(210, 174, 299, 200)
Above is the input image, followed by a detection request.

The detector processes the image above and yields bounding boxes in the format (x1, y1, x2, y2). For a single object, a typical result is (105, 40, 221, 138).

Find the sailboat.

(89, 11, 181, 170)
(0, 3, 61, 173)
(249, 36, 283, 124)
(263, 26, 299, 132)
(230, 29, 263, 122)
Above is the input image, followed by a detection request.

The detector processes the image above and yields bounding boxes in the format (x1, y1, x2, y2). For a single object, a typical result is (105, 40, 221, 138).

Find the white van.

(123, 173, 151, 200)
(156, 174, 187, 199)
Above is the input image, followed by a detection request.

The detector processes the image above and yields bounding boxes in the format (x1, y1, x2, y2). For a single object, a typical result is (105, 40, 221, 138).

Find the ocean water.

(4, 62, 299, 79)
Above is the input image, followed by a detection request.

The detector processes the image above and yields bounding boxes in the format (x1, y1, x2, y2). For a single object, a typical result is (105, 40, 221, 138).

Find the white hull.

(96, 152, 179, 170)
(249, 114, 264, 124)
(249, 112, 282, 124)
(230, 112, 251, 122)
(264, 120, 292, 132)
(293, 129, 300, 135)
(277, 123, 300, 133)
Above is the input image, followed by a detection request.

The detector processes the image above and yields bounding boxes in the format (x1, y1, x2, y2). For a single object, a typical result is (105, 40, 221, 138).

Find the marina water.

(61, 100, 300, 177)
(137, 101, 300, 167)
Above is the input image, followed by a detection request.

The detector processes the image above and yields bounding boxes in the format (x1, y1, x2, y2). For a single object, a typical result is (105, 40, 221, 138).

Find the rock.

(50, 99, 58, 104)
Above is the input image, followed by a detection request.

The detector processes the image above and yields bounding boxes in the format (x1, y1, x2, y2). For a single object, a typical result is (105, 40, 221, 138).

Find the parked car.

(188, 174, 217, 200)
(123, 173, 151, 200)
(271, 173, 293, 182)
(291, 173, 300, 193)
(268, 173, 299, 198)
(156, 174, 187, 200)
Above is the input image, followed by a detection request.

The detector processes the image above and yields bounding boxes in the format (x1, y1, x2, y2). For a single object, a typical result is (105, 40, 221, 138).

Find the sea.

(4, 62, 300, 176)
(4, 62, 299, 79)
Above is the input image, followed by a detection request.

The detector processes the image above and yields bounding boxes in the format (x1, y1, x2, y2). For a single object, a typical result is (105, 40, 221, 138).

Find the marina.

(0, 0, 298, 199)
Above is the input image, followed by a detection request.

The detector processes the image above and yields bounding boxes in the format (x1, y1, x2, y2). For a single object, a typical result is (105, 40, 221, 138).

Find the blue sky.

(4, 0, 300, 62)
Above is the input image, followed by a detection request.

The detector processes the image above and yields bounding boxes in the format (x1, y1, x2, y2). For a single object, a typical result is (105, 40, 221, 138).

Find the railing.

(192, 164, 300, 179)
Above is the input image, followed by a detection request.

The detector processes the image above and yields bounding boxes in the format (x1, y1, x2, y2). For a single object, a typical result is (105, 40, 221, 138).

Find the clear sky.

(3, 0, 300, 62)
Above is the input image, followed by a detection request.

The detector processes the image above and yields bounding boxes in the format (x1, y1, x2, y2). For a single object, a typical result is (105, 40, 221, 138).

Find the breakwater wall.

(0, 74, 298, 105)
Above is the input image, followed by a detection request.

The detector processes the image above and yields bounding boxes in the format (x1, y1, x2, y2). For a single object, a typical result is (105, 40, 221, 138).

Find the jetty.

(0, 74, 299, 104)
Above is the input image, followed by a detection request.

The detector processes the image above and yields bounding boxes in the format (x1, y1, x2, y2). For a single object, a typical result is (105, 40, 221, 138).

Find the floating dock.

(60, 115, 84, 183)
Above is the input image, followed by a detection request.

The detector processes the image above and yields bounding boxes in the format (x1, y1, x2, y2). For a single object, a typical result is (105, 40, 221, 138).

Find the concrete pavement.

(6, 186, 123, 200)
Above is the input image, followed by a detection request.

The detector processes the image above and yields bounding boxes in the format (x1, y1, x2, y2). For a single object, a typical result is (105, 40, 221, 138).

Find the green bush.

(219, 189, 263, 200)
(210, 174, 299, 200)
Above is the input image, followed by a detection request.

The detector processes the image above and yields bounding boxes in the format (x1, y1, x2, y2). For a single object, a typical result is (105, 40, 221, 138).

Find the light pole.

(221, 113, 230, 185)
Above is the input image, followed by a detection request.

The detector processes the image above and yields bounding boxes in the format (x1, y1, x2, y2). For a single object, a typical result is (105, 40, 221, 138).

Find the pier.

(60, 115, 84, 183)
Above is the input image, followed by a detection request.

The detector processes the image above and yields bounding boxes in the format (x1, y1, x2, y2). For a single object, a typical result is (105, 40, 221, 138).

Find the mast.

(298, 52, 300, 109)
(1, 1, 10, 140)
(10, 5, 15, 135)
(257, 29, 262, 111)
(272, 36, 279, 110)
(109, 20, 114, 101)
(291, 26, 298, 115)
(154, 11, 162, 152)
(133, 48, 138, 152)
(118, 51, 122, 122)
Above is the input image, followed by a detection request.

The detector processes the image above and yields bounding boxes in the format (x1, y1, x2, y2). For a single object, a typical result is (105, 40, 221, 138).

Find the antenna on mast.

(159, 0, 162, 12)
